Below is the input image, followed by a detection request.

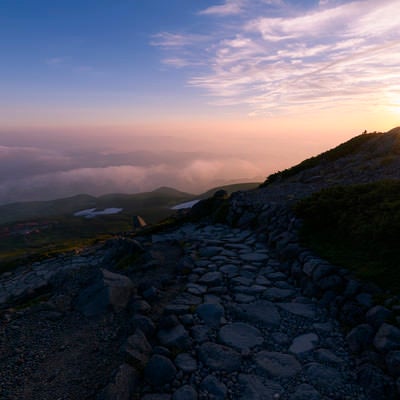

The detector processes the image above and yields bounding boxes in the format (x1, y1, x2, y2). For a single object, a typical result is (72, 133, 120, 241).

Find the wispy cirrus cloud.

(150, 32, 208, 48)
(153, 0, 400, 115)
(45, 57, 68, 65)
(198, 0, 245, 16)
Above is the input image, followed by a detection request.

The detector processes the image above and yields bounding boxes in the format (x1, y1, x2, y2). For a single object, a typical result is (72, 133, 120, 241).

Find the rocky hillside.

(256, 127, 400, 204)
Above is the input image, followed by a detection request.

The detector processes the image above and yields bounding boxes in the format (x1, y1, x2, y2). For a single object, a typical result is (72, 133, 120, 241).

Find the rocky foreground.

(1, 195, 400, 400)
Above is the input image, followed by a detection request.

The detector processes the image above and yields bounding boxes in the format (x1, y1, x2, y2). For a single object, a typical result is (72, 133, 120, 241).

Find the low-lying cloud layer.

(153, 0, 400, 116)
(0, 142, 264, 204)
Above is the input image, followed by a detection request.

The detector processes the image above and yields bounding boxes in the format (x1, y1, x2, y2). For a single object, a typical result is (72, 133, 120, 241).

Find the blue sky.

(1, 1, 217, 119)
(1, 0, 399, 123)
(0, 0, 399, 203)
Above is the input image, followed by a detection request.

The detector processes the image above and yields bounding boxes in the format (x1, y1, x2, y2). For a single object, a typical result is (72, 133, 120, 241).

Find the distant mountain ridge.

(0, 183, 260, 225)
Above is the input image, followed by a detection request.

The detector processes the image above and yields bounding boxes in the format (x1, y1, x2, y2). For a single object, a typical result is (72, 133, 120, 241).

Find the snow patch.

(74, 208, 123, 218)
(171, 200, 200, 210)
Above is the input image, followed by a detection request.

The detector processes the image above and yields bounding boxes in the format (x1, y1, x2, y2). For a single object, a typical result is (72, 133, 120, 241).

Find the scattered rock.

(254, 351, 302, 378)
(200, 375, 227, 399)
(304, 363, 343, 389)
(76, 269, 134, 316)
(374, 323, 400, 352)
(234, 300, 281, 328)
(98, 363, 139, 400)
(289, 333, 319, 354)
(157, 324, 192, 351)
(198, 272, 222, 286)
(172, 385, 197, 400)
(366, 306, 393, 329)
(131, 315, 156, 337)
(198, 342, 241, 372)
(386, 351, 400, 377)
(346, 324, 374, 353)
(291, 383, 321, 400)
(174, 353, 197, 373)
(196, 303, 225, 328)
(237, 374, 283, 400)
(145, 355, 177, 387)
(123, 329, 152, 367)
(218, 322, 263, 351)
(278, 302, 317, 319)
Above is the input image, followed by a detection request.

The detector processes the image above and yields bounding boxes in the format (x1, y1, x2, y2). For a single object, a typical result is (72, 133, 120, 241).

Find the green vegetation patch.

(294, 180, 400, 293)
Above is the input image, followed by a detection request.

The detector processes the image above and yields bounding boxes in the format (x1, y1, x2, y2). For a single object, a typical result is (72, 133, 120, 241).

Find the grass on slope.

(261, 131, 381, 187)
(294, 180, 400, 293)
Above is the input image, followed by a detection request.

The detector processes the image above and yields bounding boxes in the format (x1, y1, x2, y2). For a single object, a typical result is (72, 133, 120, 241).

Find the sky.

(0, 0, 399, 204)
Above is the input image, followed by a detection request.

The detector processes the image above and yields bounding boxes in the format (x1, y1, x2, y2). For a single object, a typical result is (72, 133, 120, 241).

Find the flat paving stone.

(234, 294, 256, 303)
(234, 285, 266, 295)
(172, 293, 203, 306)
(304, 362, 344, 389)
(234, 301, 281, 328)
(267, 272, 287, 280)
(237, 374, 283, 400)
(186, 283, 207, 295)
(239, 253, 269, 262)
(255, 276, 271, 286)
(218, 322, 263, 351)
(278, 302, 317, 319)
(291, 383, 321, 400)
(157, 325, 192, 351)
(198, 271, 222, 286)
(164, 304, 190, 315)
(191, 325, 210, 343)
(145, 355, 177, 387)
(254, 351, 302, 378)
(174, 353, 197, 373)
(314, 349, 343, 365)
(220, 264, 239, 276)
(199, 247, 223, 257)
(289, 333, 319, 354)
(200, 375, 227, 399)
(232, 276, 253, 286)
(262, 287, 295, 301)
(196, 303, 225, 328)
(198, 342, 241, 372)
(172, 385, 197, 400)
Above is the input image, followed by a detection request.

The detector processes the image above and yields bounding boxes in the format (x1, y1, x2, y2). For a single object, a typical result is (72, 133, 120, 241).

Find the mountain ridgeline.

(261, 127, 400, 189)
(0, 183, 260, 226)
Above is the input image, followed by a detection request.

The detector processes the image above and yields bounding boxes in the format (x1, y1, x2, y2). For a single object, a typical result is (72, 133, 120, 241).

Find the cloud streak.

(153, 0, 400, 115)
(198, 0, 245, 16)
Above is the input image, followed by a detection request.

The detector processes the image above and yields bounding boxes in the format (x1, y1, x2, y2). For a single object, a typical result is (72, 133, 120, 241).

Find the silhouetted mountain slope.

(261, 127, 400, 189)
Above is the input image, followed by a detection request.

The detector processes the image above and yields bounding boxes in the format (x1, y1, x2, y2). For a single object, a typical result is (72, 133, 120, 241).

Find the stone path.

(142, 223, 368, 399)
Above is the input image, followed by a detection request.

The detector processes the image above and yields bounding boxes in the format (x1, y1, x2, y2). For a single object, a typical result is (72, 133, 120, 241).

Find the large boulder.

(346, 324, 374, 353)
(101, 237, 144, 267)
(374, 324, 400, 352)
(76, 269, 134, 316)
(123, 330, 152, 368)
(189, 190, 229, 222)
(145, 355, 177, 387)
(97, 363, 139, 400)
